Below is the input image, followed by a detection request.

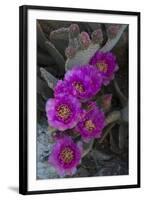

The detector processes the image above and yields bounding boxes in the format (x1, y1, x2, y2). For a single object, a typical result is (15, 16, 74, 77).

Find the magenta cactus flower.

(76, 102, 105, 142)
(84, 101, 97, 111)
(54, 80, 71, 98)
(45, 95, 82, 131)
(64, 65, 102, 101)
(48, 136, 83, 177)
(89, 51, 119, 85)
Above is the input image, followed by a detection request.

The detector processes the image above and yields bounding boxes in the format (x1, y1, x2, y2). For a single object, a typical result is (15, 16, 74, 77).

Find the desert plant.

(37, 21, 128, 177)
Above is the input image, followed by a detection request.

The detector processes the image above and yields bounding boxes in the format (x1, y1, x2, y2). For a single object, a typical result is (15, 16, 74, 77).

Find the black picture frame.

(19, 5, 141, 195)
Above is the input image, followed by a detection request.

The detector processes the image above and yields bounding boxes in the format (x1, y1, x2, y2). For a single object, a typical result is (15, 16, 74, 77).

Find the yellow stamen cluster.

(57, 104, 71, 120)
(96, 61, 108, 73)
(84, 120, 96, 132)
(73, 82, 85, 93)
(60, 147, 74, 163)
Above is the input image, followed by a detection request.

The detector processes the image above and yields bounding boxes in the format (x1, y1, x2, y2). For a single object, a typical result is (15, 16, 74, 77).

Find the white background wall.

(0, 0, 143, 199)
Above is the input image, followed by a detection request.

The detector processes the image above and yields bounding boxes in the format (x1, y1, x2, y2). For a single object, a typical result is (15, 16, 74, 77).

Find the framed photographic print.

(19, 5, 140, 195)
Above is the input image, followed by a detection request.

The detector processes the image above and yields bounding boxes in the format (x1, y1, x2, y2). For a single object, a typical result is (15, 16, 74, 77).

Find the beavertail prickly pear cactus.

(50, 23, 127, 71)
(40, 22, 128, 138)
(39, 21, 128, 130)
(37, 21, 128, 178)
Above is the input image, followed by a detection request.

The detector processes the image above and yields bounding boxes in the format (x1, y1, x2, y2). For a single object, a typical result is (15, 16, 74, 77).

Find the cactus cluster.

(37, 21, 128, 178)
(38, 21, 128, 125)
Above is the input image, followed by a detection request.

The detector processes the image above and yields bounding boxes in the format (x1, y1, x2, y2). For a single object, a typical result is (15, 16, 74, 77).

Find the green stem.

(99, 123, 116, 144)
(82, 140, 94, 158)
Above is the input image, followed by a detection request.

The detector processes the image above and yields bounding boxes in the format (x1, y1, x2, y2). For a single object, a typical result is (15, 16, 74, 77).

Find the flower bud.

(91, 29, 103, 44)
(80, 32, 91, 49)
(69, 24, 80, 38)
